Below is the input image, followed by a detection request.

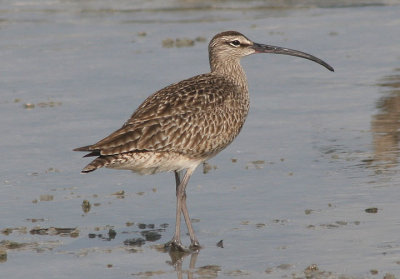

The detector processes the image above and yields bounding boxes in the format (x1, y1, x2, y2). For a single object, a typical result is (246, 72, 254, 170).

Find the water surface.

(1, 1, 400, 278)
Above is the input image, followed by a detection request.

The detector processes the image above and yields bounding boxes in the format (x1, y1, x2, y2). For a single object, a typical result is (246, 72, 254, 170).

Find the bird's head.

(209, 31, 334, 72)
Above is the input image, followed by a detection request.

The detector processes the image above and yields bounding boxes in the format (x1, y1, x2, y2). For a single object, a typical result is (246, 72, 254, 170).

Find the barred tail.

(74, 145, 109, 173)
(81, 156, 112, 173)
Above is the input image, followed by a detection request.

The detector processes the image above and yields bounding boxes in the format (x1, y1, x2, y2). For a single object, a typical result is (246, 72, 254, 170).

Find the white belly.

(105, 151, 204, 175)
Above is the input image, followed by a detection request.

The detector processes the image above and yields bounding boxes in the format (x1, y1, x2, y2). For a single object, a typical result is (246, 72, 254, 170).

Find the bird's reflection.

(166, 249, 198, 279)
(165, 249, 220, 279)
(370, 68, 400, 169)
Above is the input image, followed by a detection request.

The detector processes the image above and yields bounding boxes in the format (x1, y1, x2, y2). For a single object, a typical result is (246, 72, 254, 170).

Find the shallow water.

(1, 0, 400, 278)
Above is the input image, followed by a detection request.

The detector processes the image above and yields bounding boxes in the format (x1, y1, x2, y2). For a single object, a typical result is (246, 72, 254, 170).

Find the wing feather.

(75, 73, 249, 158)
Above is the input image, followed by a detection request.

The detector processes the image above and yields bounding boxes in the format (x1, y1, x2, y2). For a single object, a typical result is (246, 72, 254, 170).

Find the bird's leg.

(165, 168, 194, 252)
(175, 170, 200, 250)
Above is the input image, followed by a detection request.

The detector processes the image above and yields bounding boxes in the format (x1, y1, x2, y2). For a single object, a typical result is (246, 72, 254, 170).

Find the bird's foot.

(189, 241, 201, 252)
(164, 239, 201, 253)
(164, 239, 190, 253)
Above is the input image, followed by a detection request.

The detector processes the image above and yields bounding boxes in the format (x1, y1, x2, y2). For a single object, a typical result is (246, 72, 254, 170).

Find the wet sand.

(1, 1, 400, 278)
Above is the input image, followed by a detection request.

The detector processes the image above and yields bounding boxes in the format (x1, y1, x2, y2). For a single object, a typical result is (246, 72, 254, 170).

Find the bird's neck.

(210, 57, 248, 91)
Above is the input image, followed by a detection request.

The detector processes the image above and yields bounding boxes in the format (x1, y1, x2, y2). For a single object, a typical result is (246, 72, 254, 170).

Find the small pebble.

(112, 190, 124, 196)
(39, 195, 53, 202)
(138, 223, 146, 229)
(383, 273, 396, 279)
(365, 207, 378, 213)
(108, 229, 117, 239)
(81, 200, 91, 213)
(70, 229, 80, 238)
(305, 264, 319, 272)
(195, 36, 206, 42)
(305, 209, 313, 215)
(175, 38, 194, 47)
(162, 38, 174, 48)
(370, 269, 378, 275)
(141, 230, 161, 242)
(277, 263, 292, 270)
(123, 238, 145, 247)
(0, 249, 7, 262)
(265, 267, 273, 274)
(24, 103, 35, 109)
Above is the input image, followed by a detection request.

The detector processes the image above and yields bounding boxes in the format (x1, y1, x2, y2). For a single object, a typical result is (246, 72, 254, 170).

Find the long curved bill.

(252, 43, 334, 72)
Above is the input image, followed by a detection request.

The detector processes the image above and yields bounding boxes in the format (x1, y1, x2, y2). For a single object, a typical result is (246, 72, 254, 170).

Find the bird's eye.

(229, 40, 241, 47)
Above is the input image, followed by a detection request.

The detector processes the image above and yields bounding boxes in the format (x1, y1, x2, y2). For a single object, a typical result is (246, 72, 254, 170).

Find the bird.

(74, 31, 334, 252)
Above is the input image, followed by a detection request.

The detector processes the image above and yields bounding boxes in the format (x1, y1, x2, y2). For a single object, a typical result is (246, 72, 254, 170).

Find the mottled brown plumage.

(75, 72, 249, 174)
(74, 31, 333, 251)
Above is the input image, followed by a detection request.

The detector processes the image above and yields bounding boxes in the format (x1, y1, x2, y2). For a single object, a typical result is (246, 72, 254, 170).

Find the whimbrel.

(74, 31, 333, 251)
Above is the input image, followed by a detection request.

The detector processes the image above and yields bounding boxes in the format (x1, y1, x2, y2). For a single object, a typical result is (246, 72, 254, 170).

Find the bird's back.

(75, 72, 250, 173)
